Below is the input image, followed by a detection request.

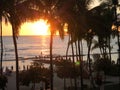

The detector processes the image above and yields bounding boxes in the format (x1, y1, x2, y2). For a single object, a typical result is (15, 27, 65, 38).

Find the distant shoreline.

(2, 51, 119, 62)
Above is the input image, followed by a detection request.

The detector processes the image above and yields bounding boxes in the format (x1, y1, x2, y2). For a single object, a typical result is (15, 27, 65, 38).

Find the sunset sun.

(20, 19, 50, 36)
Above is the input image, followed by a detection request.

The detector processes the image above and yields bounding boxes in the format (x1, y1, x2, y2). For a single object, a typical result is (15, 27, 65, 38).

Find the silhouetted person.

(23, 65, 25, 70)
(11, 66, 13, 71)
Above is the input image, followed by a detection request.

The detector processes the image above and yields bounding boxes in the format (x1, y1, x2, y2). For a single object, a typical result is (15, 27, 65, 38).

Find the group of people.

(2, 65, 30, 76)
(4, 67, 12, 76)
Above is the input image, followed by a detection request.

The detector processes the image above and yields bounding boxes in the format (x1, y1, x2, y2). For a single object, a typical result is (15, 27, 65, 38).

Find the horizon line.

(2, 34, 68, 37)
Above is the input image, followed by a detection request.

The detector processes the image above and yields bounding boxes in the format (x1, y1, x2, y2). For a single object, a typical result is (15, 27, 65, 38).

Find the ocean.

(1, 35, 119, 71)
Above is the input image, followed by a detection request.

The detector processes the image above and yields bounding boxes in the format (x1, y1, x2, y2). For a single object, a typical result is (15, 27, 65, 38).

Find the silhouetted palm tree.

(0, 16, 3, 75)
(83, 1, 114, 88)
(0, 0, 7, 75)
(0, 0, 20, 89)
(8, 1, 22, 90)
(65, 0, 94, 89)
(89, 2, 114, 60)
(23, 0, 66, 90)
(0, 0, 41, 90)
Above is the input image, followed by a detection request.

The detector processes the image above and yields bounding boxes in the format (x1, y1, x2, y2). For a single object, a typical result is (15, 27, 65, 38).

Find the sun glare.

(20, 19, 50, 36)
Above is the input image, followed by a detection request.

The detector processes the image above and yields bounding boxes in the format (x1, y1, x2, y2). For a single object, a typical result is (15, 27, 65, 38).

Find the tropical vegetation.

(0, 75, 8, 90)
(19, 61, 50, 90)
(1, 0, 120, 90)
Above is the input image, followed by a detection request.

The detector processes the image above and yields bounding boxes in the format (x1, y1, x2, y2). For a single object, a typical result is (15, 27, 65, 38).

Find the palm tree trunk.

(33, 82, 35, 90)
(70, 78, 73, 88)
(50, 30, 53, 90)
(0, 17, 3, 75)
(63, 78, 66, 90)
(108, 36, 111, 61)
(66, 35, 70, 60)
(75, 41, 78, 61)
(71, 42, 77, 90)
(87, 39, 95, 88)
(12, 24, 19, 90)
(78, 40, 83, 90)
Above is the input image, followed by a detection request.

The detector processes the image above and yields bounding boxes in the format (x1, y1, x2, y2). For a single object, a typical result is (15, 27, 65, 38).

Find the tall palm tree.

(12, 2, 41, 90)
(83, 1, 114, 88)
(23, 0, 66, 90)
(0, 16, 3, 75)
(57, 0, 91, 89)
(65, 0, 95, 89)
(0, 0, 41, 90)
(0, 0, 20, 89)
(83, 29, 96, 88)
(65, 0, 114, 89)
(89, 2, 114, 60)
(49, 25, 54, 90)
(0, 0, 8, 75)
(0, 0, 4, 75)
(7, 1, 22, 90)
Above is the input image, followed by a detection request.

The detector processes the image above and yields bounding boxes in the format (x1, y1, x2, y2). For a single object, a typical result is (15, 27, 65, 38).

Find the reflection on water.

(1, 35, 119, 71)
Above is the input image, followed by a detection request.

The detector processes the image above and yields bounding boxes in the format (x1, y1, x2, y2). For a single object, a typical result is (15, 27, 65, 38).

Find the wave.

(18, 48, 29, 51)
(5, 49, 14, 52)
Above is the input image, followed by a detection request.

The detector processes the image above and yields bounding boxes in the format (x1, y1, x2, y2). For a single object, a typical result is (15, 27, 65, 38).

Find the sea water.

(0, 35, 118, 71)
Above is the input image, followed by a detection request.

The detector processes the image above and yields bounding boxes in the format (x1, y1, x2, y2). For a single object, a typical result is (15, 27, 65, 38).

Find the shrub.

(0, 75, 8, 89)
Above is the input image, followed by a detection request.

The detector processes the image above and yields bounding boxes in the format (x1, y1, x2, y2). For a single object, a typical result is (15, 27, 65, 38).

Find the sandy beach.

(3, 71, 120, 90)
(5, 72, 65, 90)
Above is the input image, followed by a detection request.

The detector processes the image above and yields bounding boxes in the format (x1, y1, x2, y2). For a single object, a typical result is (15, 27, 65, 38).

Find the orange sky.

(1, 1, 100, 36)
(20, 20, 50, 36)
(2, 20, 50, 36)
(2, 19, 68, 36)
(2, 22, 12, 36)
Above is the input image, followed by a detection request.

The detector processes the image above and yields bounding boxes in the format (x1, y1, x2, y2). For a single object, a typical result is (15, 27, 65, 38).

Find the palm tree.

(0, 0, 41, 90)
(65, 0, 95, 89)
(81, 1, 116, 88)
(32, 1, 68, 90)
(89, 2, 114, 60)
(0, 16, 3, 75)
(64, 0, 114, 89)
(83, 29, 96, 88)
(0, 0, 20, 89)
(0, 0, 7, 75)
(8, 1, 22, 90)
(22, 0, 66, 90)
(0, 0, 3, 74)
(57, 0, 90, 89)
